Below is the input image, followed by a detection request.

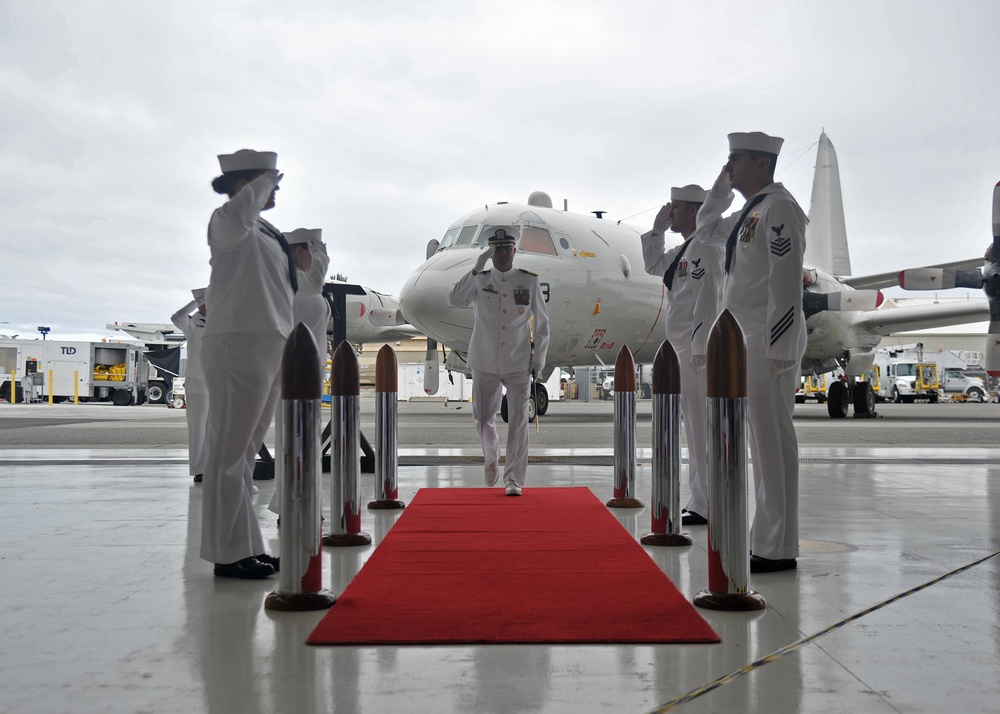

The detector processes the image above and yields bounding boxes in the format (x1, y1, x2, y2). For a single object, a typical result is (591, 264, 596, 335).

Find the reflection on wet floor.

(1, 446, 999, 713)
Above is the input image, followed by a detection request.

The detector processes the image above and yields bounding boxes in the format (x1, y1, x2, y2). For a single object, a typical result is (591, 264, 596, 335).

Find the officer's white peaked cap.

(217, 149, 278, 173)
(670, 185, 708, 203)
(486, 225, 519, 246)
(728, 132, 784, 156)
(191, 287, 207, 305)
(283, 228, 322, 245)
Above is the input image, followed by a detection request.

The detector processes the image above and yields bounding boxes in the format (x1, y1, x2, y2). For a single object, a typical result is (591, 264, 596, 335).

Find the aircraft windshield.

(454, 225, 481, 247)
(518, 225, 557, 255)
(438, 227, 460, 250)
(438, 218, 557, 256)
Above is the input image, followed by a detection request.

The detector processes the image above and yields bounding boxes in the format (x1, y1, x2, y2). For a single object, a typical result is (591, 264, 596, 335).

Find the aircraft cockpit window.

(438, 227, 461, 251)
(454, 225, 481, 247)
(518, 225, 558, 255)
(519, 211, 543, 223)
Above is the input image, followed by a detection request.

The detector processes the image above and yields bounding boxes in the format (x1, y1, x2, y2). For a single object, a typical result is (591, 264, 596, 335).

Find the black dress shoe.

(750, 555, 797, 573)
(214, 557, 276, 579)
(682, 510, 708, 526)
(254, 553, 280, 572)
(193, 474, 203, 483)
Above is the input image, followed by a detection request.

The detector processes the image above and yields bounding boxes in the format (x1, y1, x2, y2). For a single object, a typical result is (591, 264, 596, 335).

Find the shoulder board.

(479, 269, 491, 275)
(518, 268, 538, 277)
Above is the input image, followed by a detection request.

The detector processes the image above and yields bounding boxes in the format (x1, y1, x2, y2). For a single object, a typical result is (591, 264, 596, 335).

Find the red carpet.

(307, 487, 719, 645)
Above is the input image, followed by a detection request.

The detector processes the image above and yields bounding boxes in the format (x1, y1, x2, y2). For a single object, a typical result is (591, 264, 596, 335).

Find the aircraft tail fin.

(804, 132, 852, 277)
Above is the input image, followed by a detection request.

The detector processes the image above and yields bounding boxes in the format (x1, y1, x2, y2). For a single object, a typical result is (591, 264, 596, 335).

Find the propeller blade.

(825, 289, 883, 311)
(899, 267, 983, 290)
(423, 338, 440, 394)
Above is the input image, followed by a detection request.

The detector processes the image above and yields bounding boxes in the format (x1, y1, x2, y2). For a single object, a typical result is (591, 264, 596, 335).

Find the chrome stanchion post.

(641, 340, 691, 546)
(265, 324, 336, 611)
(369, 344, 405, 510)
(607, 345, 643, 508)
(694, 310, 765, 611)
(322, 341, 372, 547)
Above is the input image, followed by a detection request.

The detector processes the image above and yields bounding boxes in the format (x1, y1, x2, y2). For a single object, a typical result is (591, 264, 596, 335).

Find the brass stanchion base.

(606, 497, 644, 509)
(693, 589, 766, 611)
(368, 499, 406, 510)
(322, 532, 373, 547)
(640, 531, 693, 546)
(264, 589, 337, 612)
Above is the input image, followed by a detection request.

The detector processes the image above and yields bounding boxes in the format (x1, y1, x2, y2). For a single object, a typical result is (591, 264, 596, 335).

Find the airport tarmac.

(1, 397, 999, 713)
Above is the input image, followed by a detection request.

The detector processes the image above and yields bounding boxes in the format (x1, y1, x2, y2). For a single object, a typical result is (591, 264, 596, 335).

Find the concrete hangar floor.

(1, 398, 999, 714)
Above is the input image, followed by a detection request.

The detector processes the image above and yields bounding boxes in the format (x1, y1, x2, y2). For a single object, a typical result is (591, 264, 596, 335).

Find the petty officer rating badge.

(769, 224, 791, 257)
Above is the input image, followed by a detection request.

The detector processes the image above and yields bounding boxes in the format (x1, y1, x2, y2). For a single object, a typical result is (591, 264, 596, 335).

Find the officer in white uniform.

(268, 228, 330, 517)
(171, 288, 208, 483)
(200, 149, 296, 579)
(696, 132, 807, 573)
(641, 184, 732, 526)
(448, 226, 550, 496)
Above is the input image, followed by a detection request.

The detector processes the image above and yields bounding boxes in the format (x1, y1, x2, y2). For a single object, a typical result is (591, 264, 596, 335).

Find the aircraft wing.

(854, 299, 989, 333)
(841, 258, 985, 290)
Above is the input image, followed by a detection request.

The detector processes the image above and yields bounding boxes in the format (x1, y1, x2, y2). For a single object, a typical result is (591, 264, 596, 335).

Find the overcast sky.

(3, 0, 999, 342)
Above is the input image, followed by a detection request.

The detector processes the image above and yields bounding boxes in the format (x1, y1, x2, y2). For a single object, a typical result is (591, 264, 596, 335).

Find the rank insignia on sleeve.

(691, 258, 704, 280)
(769, 235, 791, 258)
(514, 287, 530, 305)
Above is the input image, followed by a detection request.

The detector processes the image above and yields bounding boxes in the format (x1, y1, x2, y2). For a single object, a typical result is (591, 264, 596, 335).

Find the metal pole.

(694, 310, 765, 611)
(266, 324, 336, 611)
(323, 340, 372, 547)
(641, 340, 691, 546)
(607, 345, 643, 508)
(370, 344, 405, 510)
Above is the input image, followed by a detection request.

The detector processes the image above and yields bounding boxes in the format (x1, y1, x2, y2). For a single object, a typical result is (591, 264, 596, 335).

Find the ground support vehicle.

(0, 339, 142, 406)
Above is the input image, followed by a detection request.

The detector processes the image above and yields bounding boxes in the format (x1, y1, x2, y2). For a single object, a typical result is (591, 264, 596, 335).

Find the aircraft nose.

(400, 267, 445, 337)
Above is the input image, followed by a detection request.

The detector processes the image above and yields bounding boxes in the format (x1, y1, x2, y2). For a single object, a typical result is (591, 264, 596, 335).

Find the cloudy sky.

(3, 0, 999, 341)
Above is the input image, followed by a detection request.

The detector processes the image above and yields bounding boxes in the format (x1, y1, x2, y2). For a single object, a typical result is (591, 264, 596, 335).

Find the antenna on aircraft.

(592, 211, 606, 219)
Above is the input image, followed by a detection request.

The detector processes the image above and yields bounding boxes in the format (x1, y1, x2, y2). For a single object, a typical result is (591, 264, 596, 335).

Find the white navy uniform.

(448, 265, 550, 487)
(171, 300, 208, 477)
(293, 241, 331, 358)
(200, 172, 294, 565)
(703, 182, 807, 560)
(641, 226, 725, 517)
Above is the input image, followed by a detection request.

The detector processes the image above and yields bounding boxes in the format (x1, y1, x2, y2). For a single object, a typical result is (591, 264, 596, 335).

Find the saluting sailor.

(640, 184, 732, 527)
(200, 149, 296, 579)
(268, 227, 330, 518)
(448, 226, 550, 496)
(697, 132, 807, 573)
(171, 288, 209, 484)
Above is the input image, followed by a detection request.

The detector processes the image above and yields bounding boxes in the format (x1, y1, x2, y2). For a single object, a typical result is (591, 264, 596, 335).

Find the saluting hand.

(710, 167, 731, 197)
(652, 202, 672, 234)
(474, 246, 495, 273)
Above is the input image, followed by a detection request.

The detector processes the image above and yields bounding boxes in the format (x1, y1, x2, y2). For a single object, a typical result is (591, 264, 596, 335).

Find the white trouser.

(472, 370, 531, 487)
(185, 390, 209, 476)
(200, 330, 285, 564)
(745, 333, 801, 560)
(675, 345, 709, 516)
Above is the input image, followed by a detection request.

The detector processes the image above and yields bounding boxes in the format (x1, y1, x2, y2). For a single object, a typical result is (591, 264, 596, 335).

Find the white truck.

(872, 358, 940, 404)
(939, 367, 992, 402)
(0, 338, 143, 406)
